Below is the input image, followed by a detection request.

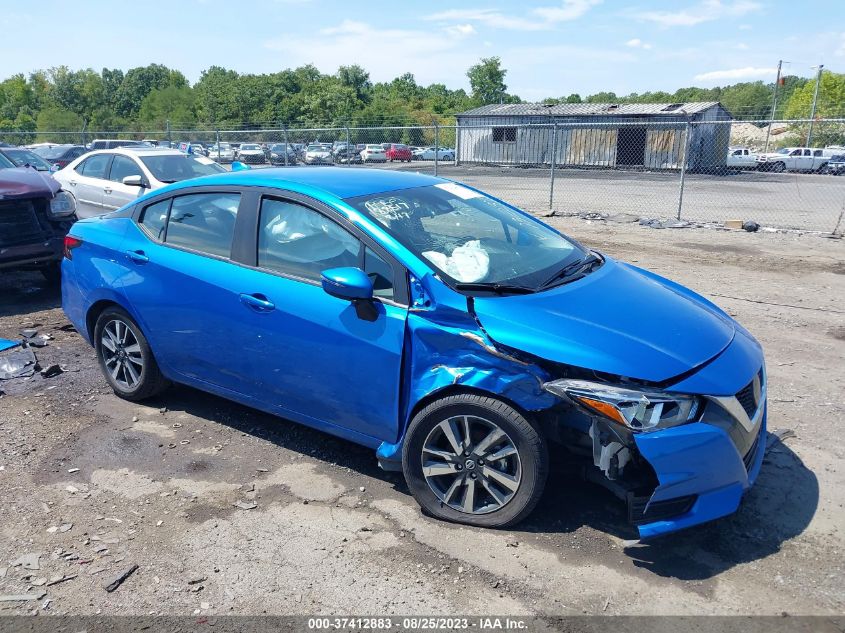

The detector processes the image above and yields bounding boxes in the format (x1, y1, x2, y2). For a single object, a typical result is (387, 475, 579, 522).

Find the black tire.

(402, 393, 548, 528)
(94, 306, 169, 401)
(40, 262, 62, 285)
(772, 161, 786, 173)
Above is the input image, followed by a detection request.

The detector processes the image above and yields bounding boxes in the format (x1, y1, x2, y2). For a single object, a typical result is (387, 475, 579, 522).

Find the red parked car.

(385, 144, 412, 162)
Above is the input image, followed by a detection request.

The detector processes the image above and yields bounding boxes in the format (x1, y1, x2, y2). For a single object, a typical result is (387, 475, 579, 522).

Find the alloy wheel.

(421, 415, 521, 514)
(100, 319, 144, 390)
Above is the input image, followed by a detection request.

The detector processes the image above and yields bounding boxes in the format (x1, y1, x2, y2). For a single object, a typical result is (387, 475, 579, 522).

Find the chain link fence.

(5, 118, 844, 233)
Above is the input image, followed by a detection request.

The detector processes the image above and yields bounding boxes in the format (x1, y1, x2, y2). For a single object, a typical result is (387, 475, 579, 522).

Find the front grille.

(627, 493, 697, 525)
(736, 379, 757, 418)
(743, 427, 762, 471)
(0, 200, 46, 247)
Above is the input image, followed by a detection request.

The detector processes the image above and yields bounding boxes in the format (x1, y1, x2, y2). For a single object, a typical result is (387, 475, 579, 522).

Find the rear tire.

(94, 307, 169, 401)
(402, 393, 548, 528)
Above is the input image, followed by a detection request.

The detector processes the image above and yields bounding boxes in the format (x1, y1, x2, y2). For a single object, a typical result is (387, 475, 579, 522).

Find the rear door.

(119, 188, 247, 388)
(103, 155, 147, 211)
(68, 154, 112, 217)
(225, 192, 409, 443)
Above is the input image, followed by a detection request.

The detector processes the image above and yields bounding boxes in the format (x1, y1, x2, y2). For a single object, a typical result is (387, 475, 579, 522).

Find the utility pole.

(806, 64, 824, 147)
(764, 59, 782, 153)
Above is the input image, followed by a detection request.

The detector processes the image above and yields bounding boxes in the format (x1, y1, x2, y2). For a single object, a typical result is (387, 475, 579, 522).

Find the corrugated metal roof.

(456, 102, 724, 118)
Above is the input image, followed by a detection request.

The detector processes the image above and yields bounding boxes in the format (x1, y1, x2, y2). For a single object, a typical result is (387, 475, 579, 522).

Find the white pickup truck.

(726, 146, 757, 169)
(756, 147, 835, 172)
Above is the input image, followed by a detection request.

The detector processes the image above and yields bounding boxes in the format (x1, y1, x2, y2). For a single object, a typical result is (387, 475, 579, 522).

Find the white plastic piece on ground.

(422, 240, 490, 283)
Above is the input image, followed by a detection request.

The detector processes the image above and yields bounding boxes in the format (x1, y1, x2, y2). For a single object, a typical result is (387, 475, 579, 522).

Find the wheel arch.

(85, 297, 141, 344)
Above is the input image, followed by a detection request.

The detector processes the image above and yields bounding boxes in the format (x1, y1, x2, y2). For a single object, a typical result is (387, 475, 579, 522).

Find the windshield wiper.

(537, 252, 602, 290)
(453, 282, 536, 295)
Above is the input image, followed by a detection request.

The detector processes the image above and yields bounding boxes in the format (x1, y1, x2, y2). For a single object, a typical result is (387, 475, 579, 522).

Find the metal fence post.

(81, 122, 87, 147)
(677, 121, 692, 220)
(215, 130, 220, 161)
(454, 122, 460, 166)
(434, 121, 439, 177)
(345, 126, 351, 167)
(548, 123, 558, 213)
(283, 126, 289, 166)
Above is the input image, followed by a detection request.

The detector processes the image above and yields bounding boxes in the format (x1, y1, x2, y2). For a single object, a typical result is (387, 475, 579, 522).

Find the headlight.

(49, 190, 76, 217)
(543, 378, 700, 433)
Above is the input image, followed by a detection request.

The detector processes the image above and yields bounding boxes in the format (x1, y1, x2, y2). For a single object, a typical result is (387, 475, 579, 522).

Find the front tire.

(94, 307, 168, 401)
(402, 393, 548, 528)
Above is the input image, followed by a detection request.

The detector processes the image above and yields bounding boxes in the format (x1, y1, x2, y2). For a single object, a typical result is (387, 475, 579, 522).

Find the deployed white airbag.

(423, 240, 490, 283)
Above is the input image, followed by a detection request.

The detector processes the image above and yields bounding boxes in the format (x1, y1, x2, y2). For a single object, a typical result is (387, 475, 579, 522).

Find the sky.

(2, 0, 843, 101)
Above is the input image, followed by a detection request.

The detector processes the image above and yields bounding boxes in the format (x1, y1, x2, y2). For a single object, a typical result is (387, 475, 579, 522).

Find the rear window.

(78, 154, 111, 179)
(164, 192, 241, 258)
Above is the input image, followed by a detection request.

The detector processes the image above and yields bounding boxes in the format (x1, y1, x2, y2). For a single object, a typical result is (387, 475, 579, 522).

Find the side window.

(492, 127, 517, 143)
(813, 149, 823, 157)
(165, 192, 240, 258)
(790, 149, 802, 156)
(78, 154, 111, 178)
(108, 155, 142, 183)
(365, 247, 395, 300)
(258, 198, 360, 282)
(803, 149, 812, 156)
(139, 198, 170, 241)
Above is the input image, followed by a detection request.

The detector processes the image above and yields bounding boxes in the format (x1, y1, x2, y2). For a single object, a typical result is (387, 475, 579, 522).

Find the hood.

(0, 167, 61, 200)
(471, 258, 735, 383)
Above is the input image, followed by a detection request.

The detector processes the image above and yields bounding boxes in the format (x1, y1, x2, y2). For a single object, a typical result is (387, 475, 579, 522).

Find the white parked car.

(54, 148, 226, 218)
(303, 144, 333, 165)
(726, 146, 758, 169)
(756, 147, 835, 173)
(360, 144, 387, 163)
(416, 147, 455, 161)
(208, 143, 236, 163)
(235, 143, 266, 164)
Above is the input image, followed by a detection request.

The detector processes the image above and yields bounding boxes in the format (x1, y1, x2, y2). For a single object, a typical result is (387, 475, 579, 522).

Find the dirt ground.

(0, 219, 842, 617)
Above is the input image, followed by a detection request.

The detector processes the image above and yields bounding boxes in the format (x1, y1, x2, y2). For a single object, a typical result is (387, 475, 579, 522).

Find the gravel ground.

(0, 219, 842, 617)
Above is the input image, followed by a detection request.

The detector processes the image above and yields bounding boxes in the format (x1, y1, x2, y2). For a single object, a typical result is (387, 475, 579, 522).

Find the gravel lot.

(0, 219, 843, 617)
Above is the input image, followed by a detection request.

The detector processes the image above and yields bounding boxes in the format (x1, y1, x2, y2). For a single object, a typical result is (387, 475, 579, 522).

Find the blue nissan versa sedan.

(61, 168, 766, 538)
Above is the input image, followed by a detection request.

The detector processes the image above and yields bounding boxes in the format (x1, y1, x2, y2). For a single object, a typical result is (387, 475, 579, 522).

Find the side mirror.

(50, 163, 60, 173)
(321, 267, 373, 301)
(231, 161, 251, 172)
(122, 174, 145, 187)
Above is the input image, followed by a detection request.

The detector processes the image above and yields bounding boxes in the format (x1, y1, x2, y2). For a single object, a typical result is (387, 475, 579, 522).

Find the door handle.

(68, 180, 77, 186)
(125, 250, 149, 264)
(104, 187, 112, 194)
(239, 293, 275, 312)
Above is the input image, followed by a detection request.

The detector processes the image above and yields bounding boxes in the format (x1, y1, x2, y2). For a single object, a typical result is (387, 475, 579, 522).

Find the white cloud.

(694, 66, 777, 81)
(444, 23, 477, 37)
(425, 1, 601, 32)
(625, 38, 652, 49)
(635, 0, 761, 28)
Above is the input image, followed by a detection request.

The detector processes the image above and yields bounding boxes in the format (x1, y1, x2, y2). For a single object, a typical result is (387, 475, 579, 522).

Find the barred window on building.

(492, 127, 517, 143)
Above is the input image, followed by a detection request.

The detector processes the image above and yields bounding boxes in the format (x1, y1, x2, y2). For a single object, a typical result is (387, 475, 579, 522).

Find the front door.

(229, 195, 408, 443)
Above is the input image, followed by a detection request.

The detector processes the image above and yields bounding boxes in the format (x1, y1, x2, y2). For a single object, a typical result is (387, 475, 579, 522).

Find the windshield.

(307, 145, 325, 151)
(3, 148, 53, 171)
(776, 148, 791, 154)
(346, 183, 583, 288)
(139, 154, 225, 183)
(241, 144, 260, 150)
(32, 145, 71, 159)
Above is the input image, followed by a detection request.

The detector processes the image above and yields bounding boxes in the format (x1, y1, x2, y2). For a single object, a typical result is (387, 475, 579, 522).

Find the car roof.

(89, 147, 189, 157)
(162, 167, 446, 199)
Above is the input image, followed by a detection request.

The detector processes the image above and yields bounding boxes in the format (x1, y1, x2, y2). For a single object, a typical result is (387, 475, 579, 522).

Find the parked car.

(416, 147, 455, 161)
(385, 144, 413, 163)
(333, 146, 363, 164)
(268, 143, 297, 165)
(88, 139, 149, 151)
(755, 147, 834, 172)
(726, 146, 757, 169)
(62, 168, 766, 537)
(0, 160, 77, 284)
(821, 154, 845, 175)
(208, 143, 236, 163)
(0, 147, 58, 172)
(304, 144, 333, 165)
(360, 144, 387, 163)
(236, 143, 266, 164)
(53, 147, 226, 218)
(31, 144, 89, 170)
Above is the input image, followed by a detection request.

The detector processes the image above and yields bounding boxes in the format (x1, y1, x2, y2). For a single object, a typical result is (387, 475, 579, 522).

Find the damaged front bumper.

(631, 404, 765, 538)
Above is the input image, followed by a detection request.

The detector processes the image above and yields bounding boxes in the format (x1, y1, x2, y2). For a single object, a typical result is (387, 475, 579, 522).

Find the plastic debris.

(233, 500, 257, 510)
(103, 564, 139, 592)
(742, 220, 760, 232)
(0, 592, 46, 602)
(0, 348, 37, 380)
(11, 552, 41, 570)
(0, 338, 17, 353)
(40, 364, 63, 379)
(767, 428, 797, 449)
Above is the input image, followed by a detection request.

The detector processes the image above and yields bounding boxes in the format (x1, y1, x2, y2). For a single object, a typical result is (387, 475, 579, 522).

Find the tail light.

(63, 235, 83, 259)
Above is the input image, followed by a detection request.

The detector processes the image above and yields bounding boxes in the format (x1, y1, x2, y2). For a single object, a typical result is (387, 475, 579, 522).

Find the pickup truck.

(726, 146, 757, 169)
(756, 147, 834, 173)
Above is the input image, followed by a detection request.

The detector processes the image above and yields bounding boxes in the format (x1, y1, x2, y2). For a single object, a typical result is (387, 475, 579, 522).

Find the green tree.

(784, 70, 845, 146)
(138, 85, 197, 129)
(115, 64, 187, 118)
(467, 57, 509, 105)
(337, 65, 372, 103)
